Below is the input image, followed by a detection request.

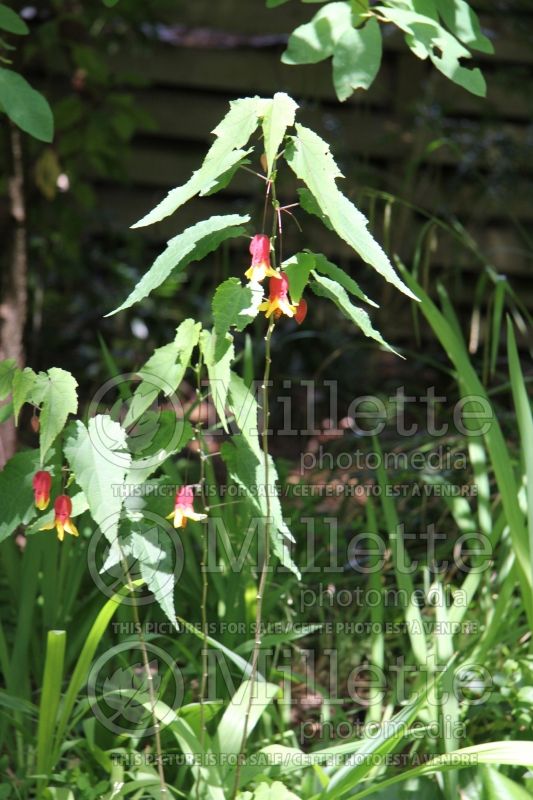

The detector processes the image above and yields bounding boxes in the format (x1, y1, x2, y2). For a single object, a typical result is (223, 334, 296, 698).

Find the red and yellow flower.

(167, 485, 207, 529)
(244, 234, 279, 283)
(40, 495, 79, 542)
(32, 470, 52, 511)
(259, 273, 297, 319)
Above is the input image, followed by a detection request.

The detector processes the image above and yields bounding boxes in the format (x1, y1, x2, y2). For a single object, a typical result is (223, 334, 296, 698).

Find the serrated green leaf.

(298, 187, 333, 230)
(64, 417, 131, 545)
(0, 68, 53, 142)
(286, 124, 417, 299)
(332, 17, 382, 100)
(0, 449, 40, 543)
(281, 2, 353, 66)
(131, 527, 177, 627)
(0, 359, 17, 400)
(0, 5, 28, 36)
(212, 278, 254, 352)
(261, 92, 298, 176)
(310, 273, 397, 353)
(200, 329, 234, 433)
(30, 368, 78, 463)
(228, 371, 260, 457)
(309, 251, 377, 306)
(109, 214, 249, 315)
(12, 366, 37, 422)
(282, 252, 314, 304)
(133, 97, 269, 227)
(124, 318, 201, 427)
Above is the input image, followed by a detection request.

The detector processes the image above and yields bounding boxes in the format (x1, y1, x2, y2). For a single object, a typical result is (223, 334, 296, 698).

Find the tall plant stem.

(231, 316, 275, 799)
(119, 552, 167, 795)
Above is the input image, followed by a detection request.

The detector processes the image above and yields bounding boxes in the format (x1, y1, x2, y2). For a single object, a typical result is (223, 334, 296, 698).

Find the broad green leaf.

(282, 2, 353, 66)
(124, 318, 201, 428)
(0, 5, 29, 35)
(64, 417, 131, 545)
(377, 7, 486, 96)
(109, 214, 249, 315)
(0, 68, 53, 142)
(200, 329, 234, 433)
(332, 18, 382, 100)
(285, 124, 417, 299)
(252, 783, 301, 800)
(435, 0, 493, 53)
(131, 527, 177, 627)
(262, 92, 298, 176)
(311, 252, 377, 306)
(0, 449, 40, 543)
(212, 278, 255, 351)
(30, 367, 78, 463)
(483, 766, 533, 800)
(133, 97, 269, 227)
(310, 273, 397, 353)
(125, 415, 194, 485)
(282, 252, 314, 304)
(12, 366, 37, 422)
(0, 359, 17, 400)
(215, 680, 280, 770)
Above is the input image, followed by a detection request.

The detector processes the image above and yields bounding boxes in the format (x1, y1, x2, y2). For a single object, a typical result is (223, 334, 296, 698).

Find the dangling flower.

(244, 234, 279, 282)
(32, 470, 52, 511)
(295, 298, 308, 325)
(259, 273, 297, 319)
(40, 495, 79, 542)
(167, 485, 207, 529)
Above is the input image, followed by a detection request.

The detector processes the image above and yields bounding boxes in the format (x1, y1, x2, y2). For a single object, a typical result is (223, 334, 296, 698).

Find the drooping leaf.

(310, 273, 397, 353)
(282, 2, 353, 66)
(298, 187, 333, 230)
(435, 0, 494, 53)
(310, 252, 377, 306)
(132, 97, 269, 227)
(228, 371, 261, 456)
(212, 278, 255, 350)
(124, 318, 201, 428)
(0, 68, 54, 142)
(0, 449, 40, 543)
(131, 527, 178, 627)
(30, 368, 78, 463)
(332, 18, 382, 100)
(261, 92, 298, 176)
(12, 367, 37, 422)
(0, 359, 17, 400)
(0, 5, 29, 35)
(200, 329, 234, 433)
(64, 417, 131, 545)
(282, 252, 314, 304)
(108, 214, 250, 315)
(285, 124, 417, 299)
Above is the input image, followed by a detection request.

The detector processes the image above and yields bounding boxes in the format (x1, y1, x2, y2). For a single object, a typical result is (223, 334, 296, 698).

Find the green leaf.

(36, 631, 66, 777)
(435, 0, 494, 53)
(200, 329, 234, 433)
(298, 187, 333, 230)
(12, 367, 37, 422)
(131, 527, 177, 627)
(228, 371, 261, 456)
(483, 766, 533, 800)
(109, 214, 249, 315)
(133, 97, 269, 227)
(332, 17, 382, 100)
(376, 7, 486, 96)
(310, 251, 377, 306)
(282, 252, 314, 304)
(266, 0, 291, 6)
(64, 417, 132, 545)
(0, 5, 28, 35)
(0, 68, 53, 142)
(282, 2, 353, 66)
(261, 92, 298, 176)
(310, 273, 397, 353)
(124, 318, 201, 427)
(0, 359, 17, 400)
(212, 278, 255, 350)
(30, 368, 78, 463)
(0, 449, 40, 544)
(285, 124, 417, 299)
(253, 783, 300, 800)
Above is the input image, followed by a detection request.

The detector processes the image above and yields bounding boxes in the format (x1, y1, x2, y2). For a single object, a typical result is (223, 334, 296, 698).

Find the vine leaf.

(212, 278, 255, 348)
(285, 124, 417, 300)
(261, 92, 298, 176)
(30, 368, 78, 463)
(200, 329, 234, 433)
(64, 416, 131, 545)
(0, 449, 40, 544)
(12, 367, 37, 423)
(108, 214, 250, 316)
(310, 252, 377, 307)
(132, 96, 269, 227)
(282, 252, 315, 304)
(131, 527, 178, 628)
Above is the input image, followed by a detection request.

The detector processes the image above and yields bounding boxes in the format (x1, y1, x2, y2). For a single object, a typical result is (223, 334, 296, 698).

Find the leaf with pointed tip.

(0, 68, 53, 142)
(108, 215, 249, 316)
(0, 359, 17, 400)
(0, 449, 40, 543)
(282, 252, 314, 304)
(285, 124, 417, 299)
(30, 368, 78, 463)
(131, 527, 177, 627)
(435, 0, 493, 53)
(12, 367, 37, 422)
(132, 97, 269, 227)
(200, 329, 234, 433)
(310, 252, 377, 307)
(212, 278, 255, 352)
(261, 92, 298, 176)
(282, 2, 353, 66)
(0, 5, 29, 35)
(332, 18, 382, 100)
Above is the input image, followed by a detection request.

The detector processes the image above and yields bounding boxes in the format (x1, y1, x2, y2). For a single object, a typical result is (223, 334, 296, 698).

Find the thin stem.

(231, 316, 275, 798)
(118, 549, 167, 795)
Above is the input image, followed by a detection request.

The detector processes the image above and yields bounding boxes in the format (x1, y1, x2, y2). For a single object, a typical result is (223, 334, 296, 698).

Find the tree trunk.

(0, 126, 27, 468)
